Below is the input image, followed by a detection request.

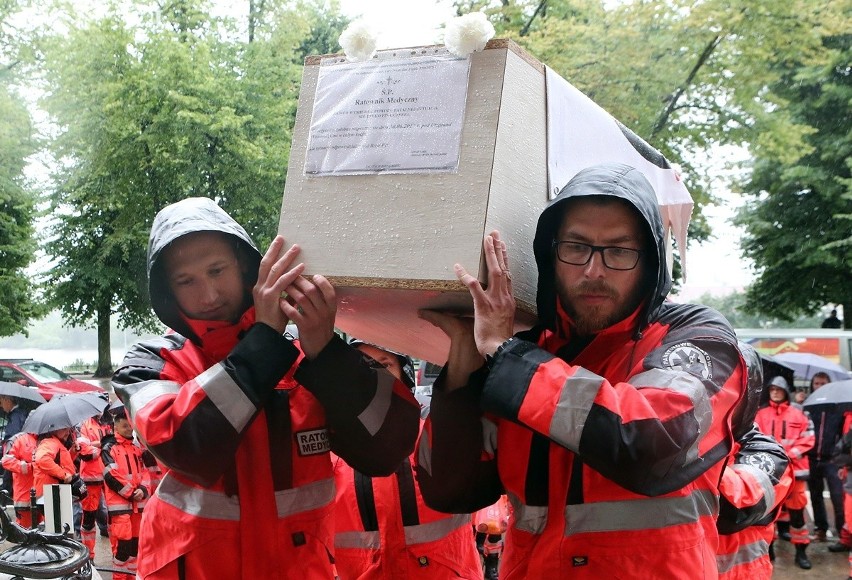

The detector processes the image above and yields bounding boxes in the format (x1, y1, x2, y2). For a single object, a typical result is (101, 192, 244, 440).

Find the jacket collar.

(180, 307, 257, 361)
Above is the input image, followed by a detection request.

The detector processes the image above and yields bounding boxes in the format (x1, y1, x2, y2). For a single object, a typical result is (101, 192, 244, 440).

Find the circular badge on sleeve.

(743, 452, 776, 475)
(662, 342, 713, 380)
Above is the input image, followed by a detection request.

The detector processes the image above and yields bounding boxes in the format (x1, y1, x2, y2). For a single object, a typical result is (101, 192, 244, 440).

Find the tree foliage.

(0, 0, 40, 337)
(39, 0, 347, 374)
(686, 291, 824, 329)
(736, 32, 852, 327)
(454, 0, 848, 249)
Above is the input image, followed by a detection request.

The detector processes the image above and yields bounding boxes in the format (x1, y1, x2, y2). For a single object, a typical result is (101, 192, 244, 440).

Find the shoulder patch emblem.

(662, 342, 713, 380)
(743, 451, 776, 475)
(295, 428, 330, 456)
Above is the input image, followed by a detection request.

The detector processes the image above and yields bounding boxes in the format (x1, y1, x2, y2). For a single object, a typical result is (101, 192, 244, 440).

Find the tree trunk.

(844, 301, 851, 331)
(94, 304, 113, 378)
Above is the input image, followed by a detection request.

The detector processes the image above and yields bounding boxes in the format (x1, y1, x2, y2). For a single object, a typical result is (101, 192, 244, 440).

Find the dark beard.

(557, 280, 639, 336)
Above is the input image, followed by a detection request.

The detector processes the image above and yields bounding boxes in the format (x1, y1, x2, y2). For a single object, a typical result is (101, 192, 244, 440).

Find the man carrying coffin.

(418, 163, 748, 578)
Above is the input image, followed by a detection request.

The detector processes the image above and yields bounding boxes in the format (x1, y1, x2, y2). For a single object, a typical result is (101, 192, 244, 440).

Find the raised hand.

(419, 310, 483, 391)
(253, 235, 305, 334)
(454, 231, 516, 358)
(281, 274, 337, 360)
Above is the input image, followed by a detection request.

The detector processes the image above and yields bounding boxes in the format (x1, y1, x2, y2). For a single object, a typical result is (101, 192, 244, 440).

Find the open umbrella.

(802, 380, 852, 415)
(0, 381, 46, 406)
(773, 352, 852, 383)
(22, 392, 109, 435)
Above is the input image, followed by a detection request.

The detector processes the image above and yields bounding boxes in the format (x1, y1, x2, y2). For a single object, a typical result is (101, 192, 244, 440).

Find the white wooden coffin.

(279, 39, 547, 364)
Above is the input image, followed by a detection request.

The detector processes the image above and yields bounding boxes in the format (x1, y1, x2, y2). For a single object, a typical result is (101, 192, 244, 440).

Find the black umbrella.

(22, 392, 109, 435)
(802, 379, 852, 408)
(0, 381, 46, 406)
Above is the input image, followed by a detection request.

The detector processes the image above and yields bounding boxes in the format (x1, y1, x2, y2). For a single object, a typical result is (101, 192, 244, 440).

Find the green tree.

(40, 0, 344, 375)
(0, 1, 40, 336)
(736, 33, 852, 327)
(687, 291, 824, 329)
(454, 0, 847, 252)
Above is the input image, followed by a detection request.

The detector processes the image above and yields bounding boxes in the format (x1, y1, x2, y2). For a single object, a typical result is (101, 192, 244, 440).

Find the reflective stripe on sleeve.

(508, 492, 548, 535)
(416, 430, 433, 477)
(335, 513, 471, 549)
(627, 368, 712, 464)
(404, 513, 470, 545)
(197, 364, 256, 433)
(156, 473, 334, 521)
(357, 371, 395, 436)
(126, 380, 181, 418)
(730, 463, 776, 515)
(335, 530, 381, 550)
(716, 538, 769, 573)
(274, 477, 335, 518)
(549, 367, 603, 449)
(564, 488, 718, 536)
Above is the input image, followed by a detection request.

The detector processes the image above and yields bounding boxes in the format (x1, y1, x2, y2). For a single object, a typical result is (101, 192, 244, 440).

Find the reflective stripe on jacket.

(1, 431, 37, 507)
(77, 417, 112, 483)
(113, 316, 418, 579)
(716, 524, 775, 580)
(417, 302, 747, 578)
(755, 402, 815, 479)
(332, 445, 481, 579)
(33, 436, 75, 498)
(102, 433, 150, 515)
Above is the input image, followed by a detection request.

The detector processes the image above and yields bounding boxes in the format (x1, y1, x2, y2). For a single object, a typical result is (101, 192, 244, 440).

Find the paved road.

(772, 534, 849, 579)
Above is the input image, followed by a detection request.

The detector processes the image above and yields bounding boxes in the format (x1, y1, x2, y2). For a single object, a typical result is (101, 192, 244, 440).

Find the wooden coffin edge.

(327, 275, 537, 315)
(304, 38, 544, 73)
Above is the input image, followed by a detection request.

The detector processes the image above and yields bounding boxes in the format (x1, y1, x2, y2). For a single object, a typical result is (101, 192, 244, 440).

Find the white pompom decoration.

(443, 12, 495, 58)
(339, 20, 379, 62)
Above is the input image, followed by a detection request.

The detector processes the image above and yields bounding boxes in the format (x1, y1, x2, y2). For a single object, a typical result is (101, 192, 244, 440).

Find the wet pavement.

(772, 530, 850, 579)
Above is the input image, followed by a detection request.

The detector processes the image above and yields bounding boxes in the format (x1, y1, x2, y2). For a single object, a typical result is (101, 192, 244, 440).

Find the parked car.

(0, 359, 104, 401)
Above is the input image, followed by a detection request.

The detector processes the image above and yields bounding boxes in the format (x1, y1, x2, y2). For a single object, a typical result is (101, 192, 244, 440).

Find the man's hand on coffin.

(419, 309, 483, 391)
(454, 230, 516, 359)
(282, 274, 337, 360)
(254, 235, 305, 334)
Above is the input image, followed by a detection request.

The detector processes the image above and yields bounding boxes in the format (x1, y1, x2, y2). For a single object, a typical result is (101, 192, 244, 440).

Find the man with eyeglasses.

(418, 163, 748, 578)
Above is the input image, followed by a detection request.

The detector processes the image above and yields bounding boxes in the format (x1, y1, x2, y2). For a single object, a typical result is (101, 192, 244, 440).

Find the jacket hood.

(533, 163, 672, 332)
(147, 197, 261, 343)
(768, 375, 791, 400)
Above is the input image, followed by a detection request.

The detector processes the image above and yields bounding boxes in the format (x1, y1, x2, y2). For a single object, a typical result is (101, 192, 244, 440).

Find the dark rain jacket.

(416, 163, 748, 579)
(113, 197, 419, 579)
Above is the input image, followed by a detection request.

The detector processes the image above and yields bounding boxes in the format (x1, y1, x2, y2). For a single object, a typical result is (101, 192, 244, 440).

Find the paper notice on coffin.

(305, 52, 470, 175)
(545, 66, 694, 277)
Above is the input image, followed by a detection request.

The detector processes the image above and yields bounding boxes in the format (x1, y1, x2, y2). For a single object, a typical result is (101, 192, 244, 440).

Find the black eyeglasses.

(552, 241, 642, 271)
(361, 354, 389, 370)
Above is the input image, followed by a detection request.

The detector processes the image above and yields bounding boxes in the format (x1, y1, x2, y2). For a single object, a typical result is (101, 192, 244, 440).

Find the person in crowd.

(755, 376, 815, 569)
(1, 430, 40, 527)
(793, 388, 808, 406)
(806, 371, 845, 543)
(830, 411, 852, 574)
(417, 163, 748, 578)
(715, 343, 793, 580)
(76, 411, 114, 558)
(331, 339, 481, 579)
(472, 495, 509, 580)
(32, 426, 87, 502)
(822, 308, 843, 329)
(101, 401, 151, 580)
(112, 197, 420, 579)
(1, 394, 31, 495)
